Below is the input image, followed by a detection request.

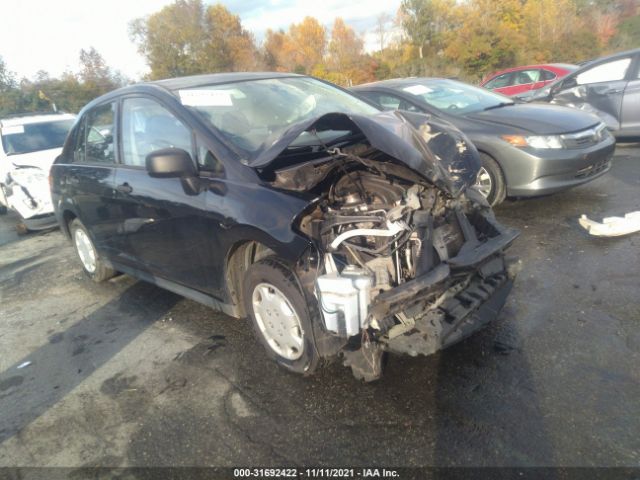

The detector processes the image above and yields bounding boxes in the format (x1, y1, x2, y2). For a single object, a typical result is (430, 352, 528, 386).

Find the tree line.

(1, 0, 638, 116)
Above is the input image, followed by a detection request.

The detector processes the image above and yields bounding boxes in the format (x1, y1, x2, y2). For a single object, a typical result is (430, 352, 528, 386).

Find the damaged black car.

(51, 73, 519, 381)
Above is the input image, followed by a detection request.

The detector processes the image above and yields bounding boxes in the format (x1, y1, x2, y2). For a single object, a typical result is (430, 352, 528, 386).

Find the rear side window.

(576, 58, 631, 85)
(541, 69, 557, 81)
(513, 69, 540, 85)
(121, 97, 193, 168)
(84, 102, 116, 164)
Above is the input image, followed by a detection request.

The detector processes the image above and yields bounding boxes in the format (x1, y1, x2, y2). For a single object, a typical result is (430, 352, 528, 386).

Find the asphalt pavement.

(0, 146, 638, 469)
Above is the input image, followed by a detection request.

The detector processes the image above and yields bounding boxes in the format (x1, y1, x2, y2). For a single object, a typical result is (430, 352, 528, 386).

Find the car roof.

(149, 72, 303, 91)
(77, 72, 307, 115)
(578, 48, 640, 68)
(0, 112, 75, 128)
(351, 77, 452, 90)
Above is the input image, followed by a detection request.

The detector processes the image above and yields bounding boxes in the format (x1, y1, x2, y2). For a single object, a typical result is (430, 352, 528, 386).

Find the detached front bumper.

(385, 271, 513, 356)
(377, 215, 520, 357)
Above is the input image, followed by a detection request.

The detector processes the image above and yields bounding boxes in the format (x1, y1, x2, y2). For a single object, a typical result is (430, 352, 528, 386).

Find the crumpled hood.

(466, 103, 600, 135)
(7, 147, 62, 172)
(248, 110, 480, 197)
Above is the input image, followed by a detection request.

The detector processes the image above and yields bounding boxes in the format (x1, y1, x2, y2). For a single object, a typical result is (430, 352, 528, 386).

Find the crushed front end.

(261, 111, 519, 381)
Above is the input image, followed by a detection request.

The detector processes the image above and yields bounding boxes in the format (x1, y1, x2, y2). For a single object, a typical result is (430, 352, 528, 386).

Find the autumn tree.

(328, 18, 364, 74)
(443, 0, 525, 79)
(0, 56, 24, 115)
(521, 0, 599, 63)
(130, 0, 259, 79)
(202, 4, 259, 72)
(399, 0, 456, 59)
(285, 17, 327, 73)
(374, 13, 393, 52)
(264, 29, 290, 71)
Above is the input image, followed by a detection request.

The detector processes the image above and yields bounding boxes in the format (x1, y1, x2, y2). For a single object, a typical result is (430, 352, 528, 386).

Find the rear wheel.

(243, 257, 320, 375)
(475, 153, 506, 206)
(70, 219, 116, 282)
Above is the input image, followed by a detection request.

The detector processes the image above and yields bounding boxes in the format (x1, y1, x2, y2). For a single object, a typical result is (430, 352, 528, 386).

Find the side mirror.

(146, 148, 196, 178)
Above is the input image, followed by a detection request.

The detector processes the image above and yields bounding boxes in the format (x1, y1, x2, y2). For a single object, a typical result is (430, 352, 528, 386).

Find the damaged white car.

(0, 112, 75, 230)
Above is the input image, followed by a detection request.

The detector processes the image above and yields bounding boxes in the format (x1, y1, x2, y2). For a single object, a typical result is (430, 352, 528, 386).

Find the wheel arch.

(225, 240, 279, 318)
(61, 209, 78, 239)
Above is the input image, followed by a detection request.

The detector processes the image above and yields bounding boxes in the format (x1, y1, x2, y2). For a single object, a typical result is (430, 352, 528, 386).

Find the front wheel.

(243, 257, 320, 375)
(70, 219, 116, 282)
(475, 153, 506, 206)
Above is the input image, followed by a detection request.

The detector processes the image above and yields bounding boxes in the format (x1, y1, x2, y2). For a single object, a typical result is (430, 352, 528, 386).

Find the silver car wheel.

(251, 282, 304, 360)
(475, 167, 493, 198)
(74, 229, 97, 273)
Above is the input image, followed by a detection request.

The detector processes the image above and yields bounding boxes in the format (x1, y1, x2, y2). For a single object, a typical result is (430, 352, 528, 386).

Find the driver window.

(121, 97, 192, 167)
(576, 58, 631, 85)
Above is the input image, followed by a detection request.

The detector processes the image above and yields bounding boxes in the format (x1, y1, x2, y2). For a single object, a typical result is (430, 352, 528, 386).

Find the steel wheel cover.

(251, 282, 304, 360)
(475, 167, 493, 198)
(74, 229, 97, 273)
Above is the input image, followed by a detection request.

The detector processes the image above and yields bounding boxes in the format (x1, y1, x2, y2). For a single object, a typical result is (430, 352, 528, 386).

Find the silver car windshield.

(1, 119, 75, 156)
(178, 77, 379, 156)
(397, 79, 514, 115)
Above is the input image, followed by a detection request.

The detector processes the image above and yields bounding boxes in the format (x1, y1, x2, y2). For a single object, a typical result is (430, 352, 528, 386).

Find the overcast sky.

(0, 0, 400, 81)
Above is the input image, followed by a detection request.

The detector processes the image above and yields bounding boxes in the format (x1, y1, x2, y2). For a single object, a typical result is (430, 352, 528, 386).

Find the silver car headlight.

(501, 134, 564, 149)
(595, 123, 611, 142)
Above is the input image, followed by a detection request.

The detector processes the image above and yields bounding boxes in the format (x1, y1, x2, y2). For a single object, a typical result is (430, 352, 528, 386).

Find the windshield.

(178, 77, 379, 158)
(1, 119, 74, 156)
(396, 79, 514, 116)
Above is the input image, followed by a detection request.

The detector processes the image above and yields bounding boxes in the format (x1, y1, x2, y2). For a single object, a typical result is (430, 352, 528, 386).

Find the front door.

(111, 96, 211, 291)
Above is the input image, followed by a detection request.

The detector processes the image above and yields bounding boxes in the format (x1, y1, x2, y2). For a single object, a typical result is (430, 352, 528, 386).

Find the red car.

(481, 64, 577, 97)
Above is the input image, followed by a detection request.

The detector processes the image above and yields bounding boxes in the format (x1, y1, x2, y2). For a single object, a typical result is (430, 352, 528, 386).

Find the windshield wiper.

(483, 102, 515, 111)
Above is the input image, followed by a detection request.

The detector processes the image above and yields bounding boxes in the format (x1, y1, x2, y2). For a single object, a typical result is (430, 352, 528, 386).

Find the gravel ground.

(0, 146, 638, 469)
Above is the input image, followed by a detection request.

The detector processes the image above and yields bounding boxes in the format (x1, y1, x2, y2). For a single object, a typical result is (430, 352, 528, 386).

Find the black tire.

(243, 256, 320, 375)
(69, 218, 116, 282)
(478, 152, 506, 206)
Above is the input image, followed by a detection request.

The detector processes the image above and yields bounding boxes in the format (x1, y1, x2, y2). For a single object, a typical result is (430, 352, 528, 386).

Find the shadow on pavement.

(124, 301, 555, 467)
(0, 281, 179, 444)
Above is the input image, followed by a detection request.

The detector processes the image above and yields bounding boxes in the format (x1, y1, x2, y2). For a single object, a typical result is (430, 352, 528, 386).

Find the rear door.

(552, 56, 632, 130)
(63, 102, 121, 259)
(111, 95, 215, 291)
(620, 53, 640, 136)
(507, 69, 542, 96)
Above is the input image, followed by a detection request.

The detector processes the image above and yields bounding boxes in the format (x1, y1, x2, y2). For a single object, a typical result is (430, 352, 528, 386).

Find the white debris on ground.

(579, 211, 640, 237)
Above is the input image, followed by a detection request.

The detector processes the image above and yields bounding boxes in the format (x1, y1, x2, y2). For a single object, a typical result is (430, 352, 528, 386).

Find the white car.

(0, 112, 75, 230)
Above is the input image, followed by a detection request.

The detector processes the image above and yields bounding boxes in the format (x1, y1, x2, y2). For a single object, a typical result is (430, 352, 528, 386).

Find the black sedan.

(351, 78, 615, 205)
(51, 73, 518, 381)
(529, 48, 640, 138)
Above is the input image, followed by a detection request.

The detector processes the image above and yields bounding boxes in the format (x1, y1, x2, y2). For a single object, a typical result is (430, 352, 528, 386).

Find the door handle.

(116, 183, 133, 194)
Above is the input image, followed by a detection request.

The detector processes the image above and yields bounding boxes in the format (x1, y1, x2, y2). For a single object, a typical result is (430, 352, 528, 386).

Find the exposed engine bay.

(285, 146, 519, 381)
